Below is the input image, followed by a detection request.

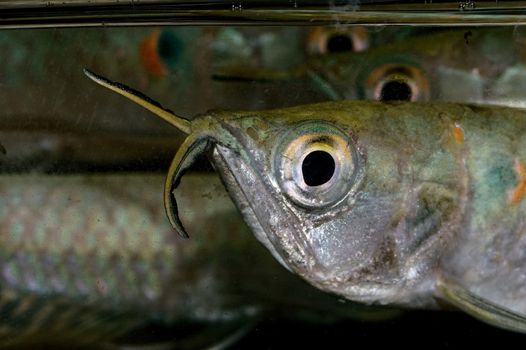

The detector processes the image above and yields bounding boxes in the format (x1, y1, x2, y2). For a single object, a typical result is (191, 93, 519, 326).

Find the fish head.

(85, 70, 455, 306)
(205, 107, 368, 277)
(203, 102, 455, 305)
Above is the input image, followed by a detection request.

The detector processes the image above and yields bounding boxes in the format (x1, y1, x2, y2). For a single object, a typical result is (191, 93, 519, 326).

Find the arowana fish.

(0, 173, 395, 347)
(216, 27, 526, 107)
(86, 68, 526, 333)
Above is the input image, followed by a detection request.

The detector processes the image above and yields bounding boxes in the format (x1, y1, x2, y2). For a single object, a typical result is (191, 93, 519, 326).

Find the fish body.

(219, 28, 526, 108)
(207, 101, 526, 300)
(208, 101, 526, 331)
(86, 69, 526, 332)
(0, 173, 394, 346)
(308, 28, 520, 102)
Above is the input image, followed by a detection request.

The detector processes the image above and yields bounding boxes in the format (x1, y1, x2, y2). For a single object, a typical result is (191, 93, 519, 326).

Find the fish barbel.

(0, 173, 395, 347)
(86, 69, 526, 333)
(0, 26, 317, 132)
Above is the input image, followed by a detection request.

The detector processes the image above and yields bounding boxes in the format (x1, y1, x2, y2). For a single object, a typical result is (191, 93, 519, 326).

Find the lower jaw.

(210, 144, 294, 272)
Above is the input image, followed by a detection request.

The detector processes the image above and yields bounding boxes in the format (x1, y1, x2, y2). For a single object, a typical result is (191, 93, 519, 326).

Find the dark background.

(232, 311, 523, 348)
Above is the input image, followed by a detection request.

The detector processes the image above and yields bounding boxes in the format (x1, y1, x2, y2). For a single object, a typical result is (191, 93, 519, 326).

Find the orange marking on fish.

(510, 159, 526, 206)
(140, 30, 167, 78)
(452, 123, 464, 145)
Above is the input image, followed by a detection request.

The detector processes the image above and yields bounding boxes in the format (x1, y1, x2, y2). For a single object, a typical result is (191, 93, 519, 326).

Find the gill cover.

(84, 69, 207, 238)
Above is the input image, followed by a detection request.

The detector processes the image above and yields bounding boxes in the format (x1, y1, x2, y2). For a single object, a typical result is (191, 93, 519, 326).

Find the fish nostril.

(302, 150, 336, 187)
(327, 34, 354, 53)
(380, 80, 412, 101)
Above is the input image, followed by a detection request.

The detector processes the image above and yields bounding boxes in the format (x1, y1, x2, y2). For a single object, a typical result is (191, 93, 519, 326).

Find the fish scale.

(0, 174, 218, 345)
(0, 173, 393, 346)
(1, 179, 168, 303)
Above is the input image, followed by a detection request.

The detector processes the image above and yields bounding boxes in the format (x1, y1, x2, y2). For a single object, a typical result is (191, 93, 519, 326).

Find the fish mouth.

(210, 143, 293, 271)
(209, 142, 322, 277)
(166, 128, 320, 277)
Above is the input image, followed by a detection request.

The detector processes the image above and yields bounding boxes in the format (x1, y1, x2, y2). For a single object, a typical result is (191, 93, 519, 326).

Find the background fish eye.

(378, 78, 414, 101)
(306, 27, 369, 55)
(273, 122, 360, 209)
(364, 63, 430, 102)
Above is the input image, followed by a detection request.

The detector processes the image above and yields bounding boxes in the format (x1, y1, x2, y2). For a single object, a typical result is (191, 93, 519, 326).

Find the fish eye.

(274, 122, 361, 209)
(326, 34, 354, 53)
(307, 27, 369, 55)
(364, 64, 429, 102)
(302, 150, 336, 186)
(380, 79, 413, 101)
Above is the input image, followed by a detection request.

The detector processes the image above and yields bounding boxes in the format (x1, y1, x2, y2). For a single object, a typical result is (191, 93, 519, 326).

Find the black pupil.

(380, 80, 412, 101)
(327, 34, 354, 53)
(302, 150, 336, 187)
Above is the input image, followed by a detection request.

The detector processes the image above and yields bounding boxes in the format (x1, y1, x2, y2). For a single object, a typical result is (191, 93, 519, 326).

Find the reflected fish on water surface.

(216, 28, 526, 107)
(0, 173, 395, 347)
(87, 69, 526, 333)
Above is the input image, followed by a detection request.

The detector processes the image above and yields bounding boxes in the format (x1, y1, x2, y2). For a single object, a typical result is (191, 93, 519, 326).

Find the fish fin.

(212, 65, 342, 100)
(83, 68, 192, 134)
(164, 134, 210, 238)
(438, 278, 526, 333)
(212, 65, 300, 82)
